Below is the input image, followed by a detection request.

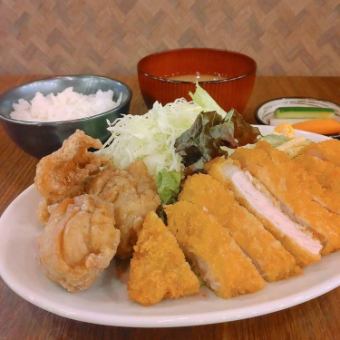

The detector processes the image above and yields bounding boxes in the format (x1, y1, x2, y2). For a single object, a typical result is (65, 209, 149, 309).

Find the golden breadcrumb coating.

(290, 160, 340, 216)
(165, 201, 265, 298)
(301, 140, 340, 167)
(179, 174, 300, 281)
(232, 141, 340, 254)
(293, 153, 340, 215)
(87, 160, 160, 258)
(295, 154, 340, 194)
(210, 158, 321, 266)
(213, 159, 322, 267)
(35, 130, 107, 205)
(38, 194, 120, 292)
(271, 141, 340, 215)
(268, 141, 340, 215)
(128, 212, 200, 305)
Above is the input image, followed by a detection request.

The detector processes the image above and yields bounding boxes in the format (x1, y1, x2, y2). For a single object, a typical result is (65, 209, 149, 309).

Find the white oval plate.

(0, 126, 339, 328)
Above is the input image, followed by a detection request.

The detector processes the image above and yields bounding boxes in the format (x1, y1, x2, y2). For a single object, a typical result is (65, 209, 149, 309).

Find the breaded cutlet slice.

(300, 140, 340, 167)
(165, 201, 265, 298)
(207, 158, 322, 266)
(289, 159, 340, 216)
(295, 154, 340, 194)
(294, 154, 340, 215)
(231, 141, 340, 254)
(292, 142, 340, 215)
(179, 173, 300, 281)
(261, 141, 340, 215)
(128, 212, 200, 306)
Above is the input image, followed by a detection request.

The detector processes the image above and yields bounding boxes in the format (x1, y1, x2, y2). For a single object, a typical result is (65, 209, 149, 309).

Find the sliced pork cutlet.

(231, 141, 340, 255)
(179, 173, 300, 281)
(295, 153, 340, 196)
(289, 158, 340, 216)
(300, 140, 340, 167)
(251, 141, 340, 215)
(128, 212, 200, 306)
(207, 158, 322, 266)
(165, 201, 265, 299)
(270, 141, 340, 215)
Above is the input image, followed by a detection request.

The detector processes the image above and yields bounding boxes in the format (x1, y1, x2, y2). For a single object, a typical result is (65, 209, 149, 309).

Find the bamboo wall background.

(1, 0, 339, 76)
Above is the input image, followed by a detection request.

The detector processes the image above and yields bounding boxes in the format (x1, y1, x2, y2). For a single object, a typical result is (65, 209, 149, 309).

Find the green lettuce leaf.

(175, 109, 261, 174)
(189, 83, 229, 118)
(156, 170, 182, 204)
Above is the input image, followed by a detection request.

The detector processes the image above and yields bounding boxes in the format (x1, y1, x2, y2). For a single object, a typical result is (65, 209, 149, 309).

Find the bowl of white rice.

(0, 75, 132, 157)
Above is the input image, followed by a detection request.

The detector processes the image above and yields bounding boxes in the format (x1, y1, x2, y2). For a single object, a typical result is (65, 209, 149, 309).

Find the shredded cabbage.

(98, 98, 201, 177)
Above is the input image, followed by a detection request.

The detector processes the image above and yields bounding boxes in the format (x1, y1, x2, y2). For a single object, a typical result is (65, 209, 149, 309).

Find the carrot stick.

(292, 119, 340, 135)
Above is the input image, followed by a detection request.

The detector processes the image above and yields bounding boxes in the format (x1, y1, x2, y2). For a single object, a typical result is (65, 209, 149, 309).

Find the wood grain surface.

(0, 76, 339, 340)
(1, 0, 339, 76)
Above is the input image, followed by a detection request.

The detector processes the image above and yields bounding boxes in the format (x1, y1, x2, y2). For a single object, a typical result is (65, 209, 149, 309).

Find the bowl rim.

(0, 74, 132, 126)
(137, 48, 257, 84)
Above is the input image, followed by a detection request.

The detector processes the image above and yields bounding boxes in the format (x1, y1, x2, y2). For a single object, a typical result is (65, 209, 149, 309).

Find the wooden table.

(0, 76, 339, 339)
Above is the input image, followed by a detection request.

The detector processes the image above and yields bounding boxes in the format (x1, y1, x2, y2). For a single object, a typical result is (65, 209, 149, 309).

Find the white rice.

(9, 87, 122, 122)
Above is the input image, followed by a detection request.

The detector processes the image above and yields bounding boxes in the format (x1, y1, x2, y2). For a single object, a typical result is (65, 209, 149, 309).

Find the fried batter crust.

(87, 160, 160, 258)
(165, 201, 265, 298)
(128, 212, 200, 305)
(35, 130, 107, 205)
(38, 194, 120, 292)
(232, 142, 340, 254)
(301, 140, 340, 167)
(180, 174, 300, 281)
(295, 154, 340, 195)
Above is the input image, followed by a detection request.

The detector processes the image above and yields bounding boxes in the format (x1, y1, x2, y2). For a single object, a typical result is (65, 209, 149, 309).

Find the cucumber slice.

(274, 107, 335, 119)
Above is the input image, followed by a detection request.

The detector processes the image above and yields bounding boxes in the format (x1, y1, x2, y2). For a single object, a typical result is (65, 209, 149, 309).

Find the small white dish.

(0, 126, 339, 328)
(256, 97, 340, 125)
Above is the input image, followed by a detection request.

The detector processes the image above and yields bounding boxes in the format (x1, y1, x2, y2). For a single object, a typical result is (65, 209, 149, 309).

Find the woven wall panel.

(0, 0, 339, 76)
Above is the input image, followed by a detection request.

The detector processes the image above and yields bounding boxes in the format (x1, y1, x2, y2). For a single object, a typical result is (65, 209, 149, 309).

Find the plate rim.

(0, 126, 339, 328)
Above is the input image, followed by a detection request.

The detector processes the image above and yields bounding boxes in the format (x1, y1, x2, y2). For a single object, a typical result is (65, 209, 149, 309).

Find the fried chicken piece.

(207, 158, 321, 266)
(128, 212, 200, 305)
(301, 140, 340, 166)
(38, 194, 120, 292)
(231, 141, 340, 254)
(37, 199, 51, 225)
(35, 130, 107, 205)
(179, 173, 301, 280)
(165, 201, 265, 298)
(87, 160, 160, 258)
